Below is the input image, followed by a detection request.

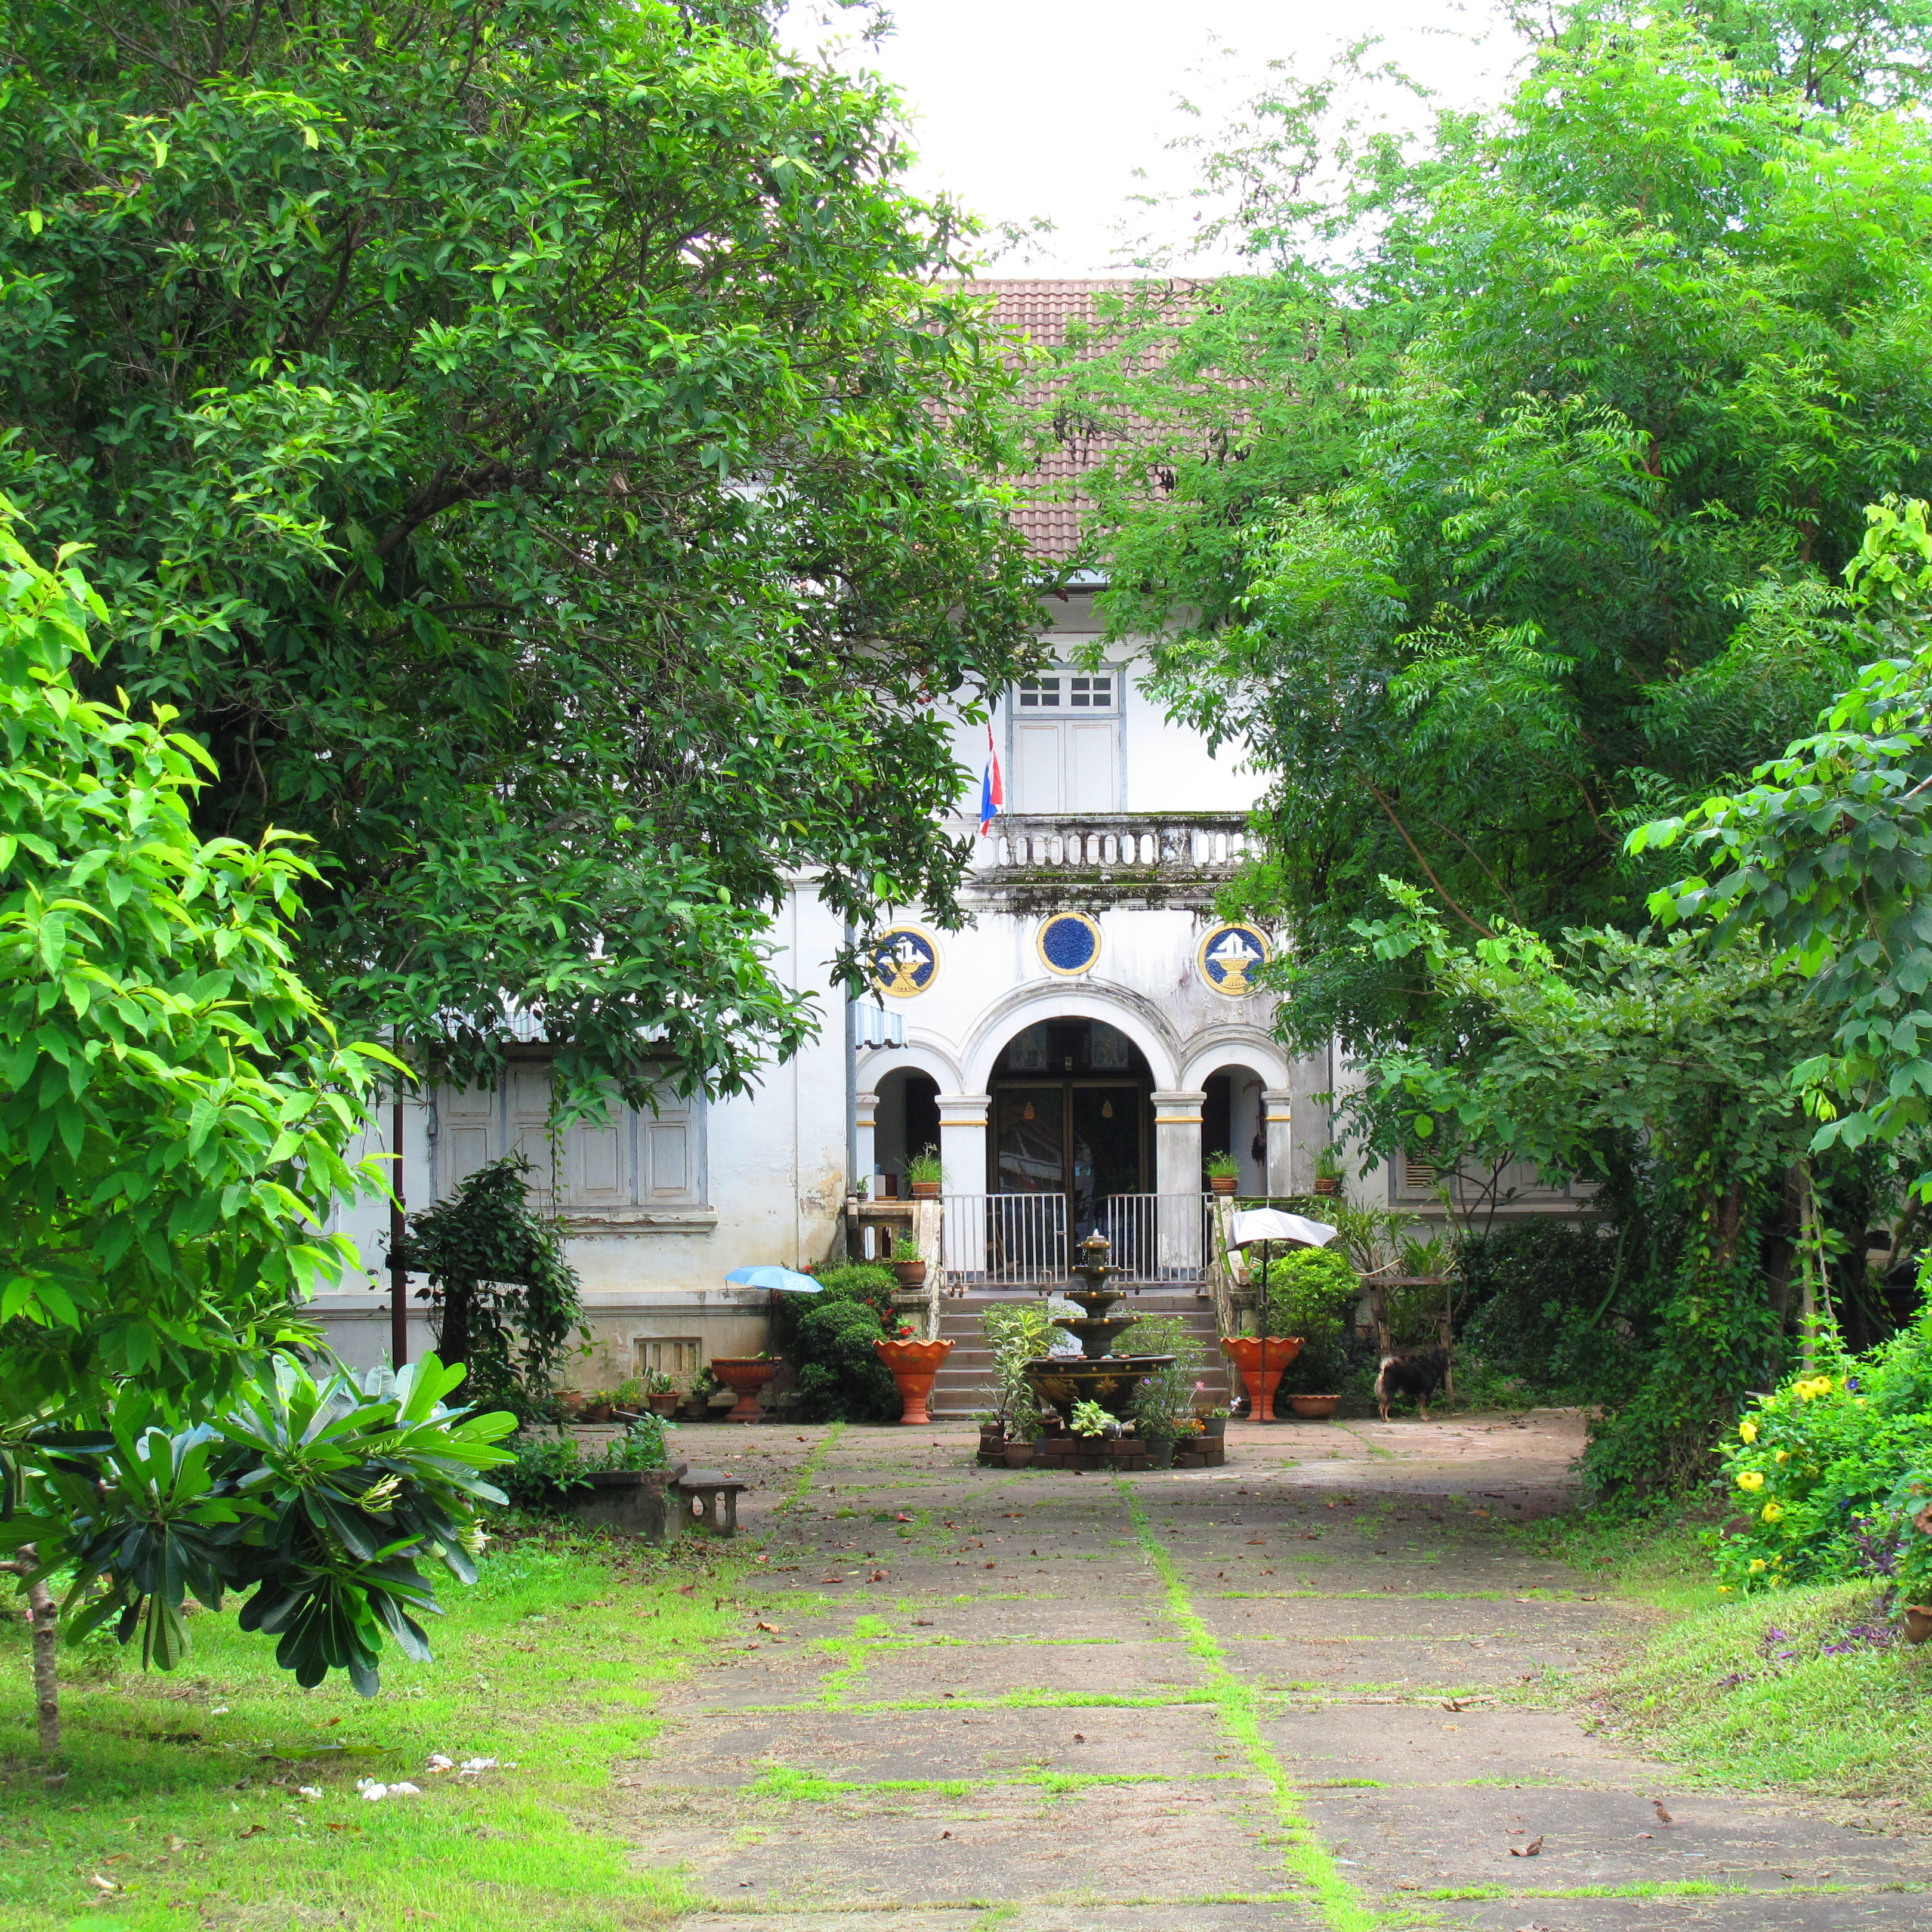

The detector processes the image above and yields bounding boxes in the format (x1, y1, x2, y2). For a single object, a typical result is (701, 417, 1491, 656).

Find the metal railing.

(939, 1192, 1217, 1288)
(940, 1193, 1067, 1286)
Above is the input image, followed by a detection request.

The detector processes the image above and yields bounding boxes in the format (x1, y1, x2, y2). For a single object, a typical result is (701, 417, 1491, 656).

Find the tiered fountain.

(1021, 1232, 1174, 1424)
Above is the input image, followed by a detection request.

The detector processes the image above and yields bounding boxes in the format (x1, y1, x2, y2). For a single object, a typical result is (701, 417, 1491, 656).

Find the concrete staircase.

(927, 1286, 1233, 1420)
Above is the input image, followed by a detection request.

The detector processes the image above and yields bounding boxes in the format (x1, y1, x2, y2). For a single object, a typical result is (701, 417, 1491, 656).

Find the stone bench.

(673, 1465, 749, 1538)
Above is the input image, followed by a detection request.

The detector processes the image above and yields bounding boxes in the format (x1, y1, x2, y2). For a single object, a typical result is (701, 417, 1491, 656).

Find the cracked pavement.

(608, 1412, 1932, 1931)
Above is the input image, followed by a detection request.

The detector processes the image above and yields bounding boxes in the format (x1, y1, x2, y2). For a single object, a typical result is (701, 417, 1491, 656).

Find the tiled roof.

(955, 279, 1198, 566)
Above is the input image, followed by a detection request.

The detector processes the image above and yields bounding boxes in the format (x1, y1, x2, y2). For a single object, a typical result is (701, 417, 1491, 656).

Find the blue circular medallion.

(1037, 912, 1101, 977)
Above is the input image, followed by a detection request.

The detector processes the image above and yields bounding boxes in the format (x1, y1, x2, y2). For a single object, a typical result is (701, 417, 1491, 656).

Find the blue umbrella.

(725, 1265, 822, 1294)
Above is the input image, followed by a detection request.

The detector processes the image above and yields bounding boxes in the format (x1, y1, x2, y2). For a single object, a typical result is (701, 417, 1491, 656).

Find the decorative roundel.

(1198, 922, 1271, 996)
(867, 926, 939, 998)
(1036, 912, 1103, 977)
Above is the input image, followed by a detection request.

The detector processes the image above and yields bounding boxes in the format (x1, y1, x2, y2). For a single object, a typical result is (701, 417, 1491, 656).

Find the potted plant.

(974, 1411, 1005, 1462)
(1313, 1146, 1342, 1197)
(1002, 1436, 1037, 1468)
(906, 1146, 943, 1201)
(1125, 1312, 1206, 1469)
(875, 1317, 952, 1425)
(709, 1353, 782, 1422)
(642, 1368, 680, 1418)
(980, 1302, 1054, 1449)
(557, 1388, 585, 1420)
(887, 1230, 928, 1289)
(613, 1377, 646, 1418)
(1205, 1150, 1240, 1196)
(1070, 1398, 1116, 1446)
(1264, 1247, 1360, 1420)
(681, 1363, 725, 1420)
(581, 1388, 616, 1424)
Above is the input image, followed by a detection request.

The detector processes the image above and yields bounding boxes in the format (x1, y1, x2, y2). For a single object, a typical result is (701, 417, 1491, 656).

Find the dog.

(1375, 1348, 1449, 1422)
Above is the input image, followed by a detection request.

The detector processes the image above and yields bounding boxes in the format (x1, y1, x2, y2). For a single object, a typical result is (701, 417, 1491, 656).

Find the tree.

(4, 1356, 514, 1751)
(0, 509, 387, 1439)
(0, 0, 1045, 1109)
(397, 1155, 587, 1416)
(0, 517, 509, 1748)
(1078, 9, 1932, 1045)
(1354, 890, 1828, 1488)
(1639, 496, 1932, 1183)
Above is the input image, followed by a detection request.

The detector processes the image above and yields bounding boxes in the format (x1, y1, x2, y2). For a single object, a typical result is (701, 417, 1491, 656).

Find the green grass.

(1512, 1494, 1932, 1810)
(0, 1526, 754, 1931)
(1119, 1483, 1375, 1932)
(1598, 1578, 1932, 1806)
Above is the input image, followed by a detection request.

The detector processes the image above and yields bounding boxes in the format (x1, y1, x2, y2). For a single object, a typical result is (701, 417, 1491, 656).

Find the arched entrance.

(988, 1017, 1153, 1237)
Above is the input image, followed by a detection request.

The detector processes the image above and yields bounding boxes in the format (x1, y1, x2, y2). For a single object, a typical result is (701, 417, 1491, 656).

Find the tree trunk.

(437, 1277, 473, 1372)
(4, 1547, 60, 1756)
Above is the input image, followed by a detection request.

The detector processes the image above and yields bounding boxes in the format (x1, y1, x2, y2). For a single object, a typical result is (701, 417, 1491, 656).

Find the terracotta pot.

(888, 1257, 928, 1289)
(1209, 1175, 1237, 1195)
(910, 1179, 941, 1200)
(647, 1394, 680, 1418)
(1002, 1441, 1036, 1468)
(677, 1397, 709, 1422)
(1288, 1393, 1342, 1420)
(709, 1357, 779, 1424)
(557, 1391, 585, 1418)
(1313, 1175, 1340, 1196)
(875, 1337, 952, 1425)
(1220, 1336, 1304, 1422)
(581, 1402, 614, 1424)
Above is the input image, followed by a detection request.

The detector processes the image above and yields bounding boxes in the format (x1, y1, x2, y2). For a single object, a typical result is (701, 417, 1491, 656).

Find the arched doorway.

(874, 1066, 940, 1198)
(988, 1017, 1153, 1236)
(1202, 1063, 1269, 1196)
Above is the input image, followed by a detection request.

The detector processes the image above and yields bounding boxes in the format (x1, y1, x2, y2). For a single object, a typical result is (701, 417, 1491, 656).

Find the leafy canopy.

(0, 0, 1044, 1107)
(0, 510, 390, 1442)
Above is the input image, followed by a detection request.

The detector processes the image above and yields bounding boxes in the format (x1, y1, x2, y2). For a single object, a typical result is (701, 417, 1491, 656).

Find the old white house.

(311, 284, 1579, 1388)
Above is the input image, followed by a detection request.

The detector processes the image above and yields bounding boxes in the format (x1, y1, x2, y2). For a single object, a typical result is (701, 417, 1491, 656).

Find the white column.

(854, 1090, 878, 1197)
(1263, 1086, 1295, 1199)
(1152, 1089, 1205, 1270)
(937, 1093, 989, 1278)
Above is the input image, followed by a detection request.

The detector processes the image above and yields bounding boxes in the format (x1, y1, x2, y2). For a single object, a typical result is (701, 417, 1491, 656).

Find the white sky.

(781, 0, 1523, 276)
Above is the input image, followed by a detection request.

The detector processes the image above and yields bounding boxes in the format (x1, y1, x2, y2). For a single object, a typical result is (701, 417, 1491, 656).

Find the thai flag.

(979, 720, 1004, 837)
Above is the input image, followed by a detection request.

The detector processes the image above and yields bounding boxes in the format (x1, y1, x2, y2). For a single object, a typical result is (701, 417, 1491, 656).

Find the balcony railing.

(975, 813, 1252, 878)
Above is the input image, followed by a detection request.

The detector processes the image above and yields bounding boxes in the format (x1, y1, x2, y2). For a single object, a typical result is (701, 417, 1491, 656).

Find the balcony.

(968, 813, 1253, 907)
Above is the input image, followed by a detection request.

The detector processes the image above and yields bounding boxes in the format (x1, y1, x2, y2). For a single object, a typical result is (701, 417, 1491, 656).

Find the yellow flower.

(1718, 1585, 1733, 1594)
(1740, 1419, 1759, 1445)
(1775, 1449, 1790, 1465)
(1762, 1501, 1785, 1523)
(1795, 1375, 1835, 1402)
(1736, 1469, 1766, 1492)
(1749, 1558, 1766, 1573)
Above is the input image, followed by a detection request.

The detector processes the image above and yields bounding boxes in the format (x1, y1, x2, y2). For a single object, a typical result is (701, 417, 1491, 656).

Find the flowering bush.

(1714, 1306, 1932, 1598)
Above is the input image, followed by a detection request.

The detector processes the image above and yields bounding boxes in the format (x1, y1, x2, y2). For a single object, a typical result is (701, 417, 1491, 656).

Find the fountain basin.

(1022, 1353, 1175, 1424)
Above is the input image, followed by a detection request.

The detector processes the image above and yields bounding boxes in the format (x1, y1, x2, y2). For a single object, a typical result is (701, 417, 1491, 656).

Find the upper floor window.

(1010, 666, 1121, 811)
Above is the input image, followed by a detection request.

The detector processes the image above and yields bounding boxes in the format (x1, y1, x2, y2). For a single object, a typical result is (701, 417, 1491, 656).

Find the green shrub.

(495, 1415, 674, 1512)
(790, 1298, 900, 1423)
(1455, 1220, 1627, 1399)
(1119, 1314, 1208, 1438)
(1259, 1248, 1360, 1393)
(1714, 1304, 1932, 1597)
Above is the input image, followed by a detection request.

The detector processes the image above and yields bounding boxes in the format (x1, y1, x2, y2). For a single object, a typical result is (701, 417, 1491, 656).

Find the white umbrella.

(1229, 1208, 1337, 1249)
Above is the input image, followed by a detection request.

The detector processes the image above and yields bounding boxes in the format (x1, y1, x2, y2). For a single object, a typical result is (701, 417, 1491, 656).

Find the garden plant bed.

(978, 1436, 1227, 1471)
